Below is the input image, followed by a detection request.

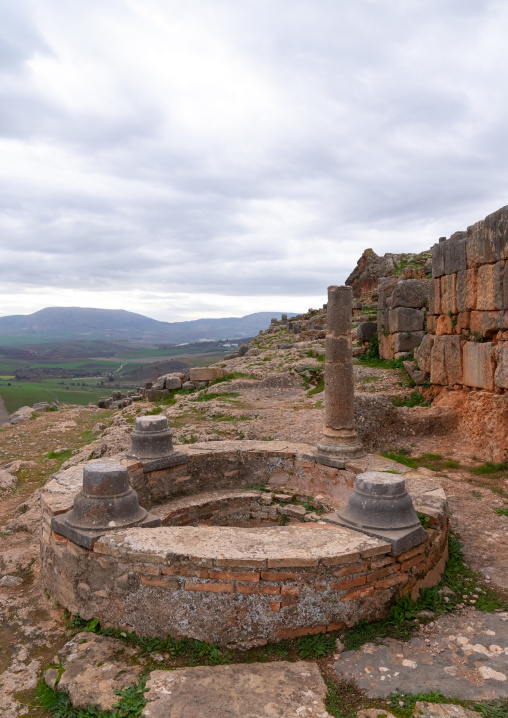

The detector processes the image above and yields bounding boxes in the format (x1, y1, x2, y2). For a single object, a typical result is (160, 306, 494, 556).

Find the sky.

(1, 0, 508, 322)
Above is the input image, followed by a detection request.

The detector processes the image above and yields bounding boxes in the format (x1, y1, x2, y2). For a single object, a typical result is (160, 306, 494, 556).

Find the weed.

(307, 377, 324, 396)
(417, 512, 431, 529)
(494, 507, 508, 516)
(145, 407, 163, 415)
(261, 436, 274, 441)
(14, 558, 35, 582)
(191, 392, 240, 403)
(472, 491, 482, 498)
(45, 449, 73, 461)
(297, 632, 335, 658)
(469, 461, 508, 475)
(264, 640, 290, 658)
(391, 391, 431, 408)
(325, 678, 365, 718)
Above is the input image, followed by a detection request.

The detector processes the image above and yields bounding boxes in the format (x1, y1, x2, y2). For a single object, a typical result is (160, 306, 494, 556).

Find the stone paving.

(334, 608, 508, 701)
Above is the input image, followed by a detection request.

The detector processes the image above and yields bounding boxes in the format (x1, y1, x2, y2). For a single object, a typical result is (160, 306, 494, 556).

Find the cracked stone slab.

(44, 632, 144, 710)
(334, 608, 508, 701)
(142, 662, 331, 718)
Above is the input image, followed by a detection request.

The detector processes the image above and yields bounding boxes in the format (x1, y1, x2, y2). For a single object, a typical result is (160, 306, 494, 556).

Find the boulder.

(189, 367, 224, 382)
(388, 307, 424, 333)
(462, 342, 496, 390)
(403, 361, 429, 385)
(356, 321, 377, 342)
(391, 279, 429, 309)
(0, 469, 17, 491)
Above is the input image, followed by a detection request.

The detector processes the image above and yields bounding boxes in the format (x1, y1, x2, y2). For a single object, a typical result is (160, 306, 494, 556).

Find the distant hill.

(0, 307, 297, 343)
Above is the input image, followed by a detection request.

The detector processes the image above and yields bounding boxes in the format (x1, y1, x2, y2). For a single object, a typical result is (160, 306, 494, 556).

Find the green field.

(0, 380, 113, 413)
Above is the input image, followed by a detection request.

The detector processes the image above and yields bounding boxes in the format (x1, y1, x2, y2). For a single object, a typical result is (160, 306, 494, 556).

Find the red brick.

(339, 586, 375, 602)
(185, 581, 234, 593)
(208, 570, 259, 582)
(162, 566, 208, 578)
(322, 553, 361, 566)
(277, 625, 327, 640)
(399, 555, 424, 573)
(369, 555, 397, 570)
(281, 585, 299, 597)
(134, 564, 160, 576)
(260, 572, 300, 582)
(333, 562, 369, 577)
(140, 576, 179, 589)
(396, 544, 425, 563)
(53, 533, 68, 545)
(330, 575, 366, 591)
(365, 564, 401, 583)
(269, 602, 281, 612)
(326, 622, 346, 632)
(281, 599, 299, 608)
(375, 573, 408, 589)
(236, 584, 280, 595)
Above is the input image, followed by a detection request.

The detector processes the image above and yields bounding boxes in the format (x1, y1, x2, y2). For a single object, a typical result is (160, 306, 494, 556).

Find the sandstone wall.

(377, 278, 429, 360)
(418, 206, 508, 392)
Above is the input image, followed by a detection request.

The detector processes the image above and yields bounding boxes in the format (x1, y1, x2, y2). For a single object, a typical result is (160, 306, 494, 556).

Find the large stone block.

(417, 334, 434, 373)
(377, 307, 389, 336)
(391, 280, 429, 309)
(504, 261, 508, 309)
(357, 322, 377, 342)
(393, 331, 426, 354)
(431, 242, 446, 278)
(146, 389, 169, 401)
(470, 310, 506, 338)
(378, 276, 400, 309)
(189, 367, 224, 382)
(388, 307, 424, 333)
(494, 341, 508, 388)
(444, 234, 467, 275)
(426, 315, 436, 333)
(476, 262, 504, 310)
(428, 279, 441, 315)
(440, 274, 458, 315)
(430, 335, 463, 385)
(379, 333, 395, 360)
(456, 268, 477, 312)
(436, 315, 453, 335)
(466, 205, 508, 267)
(462, 342, 496, 390)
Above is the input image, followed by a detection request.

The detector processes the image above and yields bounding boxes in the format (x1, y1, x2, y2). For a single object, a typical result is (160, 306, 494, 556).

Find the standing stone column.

(315, 285, 365, 468)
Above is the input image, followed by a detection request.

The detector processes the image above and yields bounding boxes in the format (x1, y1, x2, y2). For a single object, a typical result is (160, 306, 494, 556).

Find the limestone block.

(428, 279, 441, 315)
(426, 315, 436, 333)
(440, 274, 458, 315)
(393, 331, 426, 353)
(417, 334, 434, 373)
(456, 268, 477, 312)
(436, 315, 453, 335)
(470, 310, 506, 338)
(378, 276, 401, 309)
(504, 261, 508, 309)
(403, 361, 429, 385)
(377, 307, 389, 336)
(494, 341, 508, 388)
(165, 376, 182, 391)
(147, 389, 169, 401)
(189, 367, 224, 382)
(357, 321, 377, 342)
(476, 262, 504, 310)
(430, 335, 463, 385)
(379, 333, 395, 360)
(466, 205, 508, 267)
(391, 280, 429, 309)
(444, 234, 467, 275)
(456, 312, 470, 332)
(431, 242, 445, 278)
(388, 308, 424, 333)
(462, 342, 496, 390)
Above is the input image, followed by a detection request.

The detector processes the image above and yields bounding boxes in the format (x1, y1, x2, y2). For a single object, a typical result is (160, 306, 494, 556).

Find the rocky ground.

(1, 326, 508, 717)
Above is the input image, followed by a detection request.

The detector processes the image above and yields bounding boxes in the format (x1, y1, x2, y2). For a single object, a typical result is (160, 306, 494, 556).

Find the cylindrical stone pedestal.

(129, 415, 187, 472)
(315, 285, 365, 468)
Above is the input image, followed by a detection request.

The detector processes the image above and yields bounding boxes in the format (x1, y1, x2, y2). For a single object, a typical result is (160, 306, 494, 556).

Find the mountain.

(0, 307, 297, 343)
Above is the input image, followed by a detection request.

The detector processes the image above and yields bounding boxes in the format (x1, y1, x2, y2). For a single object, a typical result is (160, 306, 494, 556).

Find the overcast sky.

(1, 0, 508, 321)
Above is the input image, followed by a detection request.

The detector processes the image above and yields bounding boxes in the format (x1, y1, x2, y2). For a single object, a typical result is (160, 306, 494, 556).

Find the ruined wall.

(377, 278, 429, 360)
(417, 206, 508, 392)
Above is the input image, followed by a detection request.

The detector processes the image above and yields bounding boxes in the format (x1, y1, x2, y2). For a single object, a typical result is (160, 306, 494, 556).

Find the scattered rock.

(414, 703, 479, 718)
(44, 632, 144, 711)
(142, 662, 331, 718)
(0, 575, 23, 586)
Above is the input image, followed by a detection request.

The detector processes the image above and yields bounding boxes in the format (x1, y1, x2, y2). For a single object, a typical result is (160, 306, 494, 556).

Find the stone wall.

(418, 206, 508, 391)
(377, 278, 429, 360)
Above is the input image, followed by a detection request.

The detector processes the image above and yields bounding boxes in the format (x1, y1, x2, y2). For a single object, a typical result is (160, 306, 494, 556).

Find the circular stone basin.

(41, 442, 449, 647)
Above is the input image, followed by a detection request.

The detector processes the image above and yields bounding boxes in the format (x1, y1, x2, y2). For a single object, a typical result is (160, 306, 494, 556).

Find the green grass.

(36, 675, 148, 717)
(494, 507, 508, 516)
(297, 632, 335, 658)
(469, 461, 508, 476)
(380, 449, 462, 473)
(307, 377, 324, 396)
(190, 391, 240, 403)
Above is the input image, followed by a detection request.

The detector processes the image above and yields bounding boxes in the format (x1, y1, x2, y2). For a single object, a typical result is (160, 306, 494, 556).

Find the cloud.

(1, 0, 507, 320)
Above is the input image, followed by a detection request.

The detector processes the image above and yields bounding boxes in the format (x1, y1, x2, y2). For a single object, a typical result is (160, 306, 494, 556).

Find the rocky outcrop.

(346, 249, 431, 298)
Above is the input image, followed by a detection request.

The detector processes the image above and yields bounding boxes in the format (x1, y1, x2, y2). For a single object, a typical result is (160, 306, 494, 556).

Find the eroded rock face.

(142, 662, 331, 718)
(44, 632, 144, 711)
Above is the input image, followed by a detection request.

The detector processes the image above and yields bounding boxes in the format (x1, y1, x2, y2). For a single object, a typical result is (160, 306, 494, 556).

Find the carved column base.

(314, 427, 365, 468)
